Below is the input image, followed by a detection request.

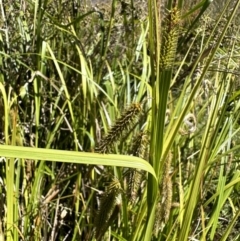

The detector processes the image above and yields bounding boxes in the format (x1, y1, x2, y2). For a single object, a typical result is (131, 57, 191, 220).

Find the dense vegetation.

(0, 0, 240, 240)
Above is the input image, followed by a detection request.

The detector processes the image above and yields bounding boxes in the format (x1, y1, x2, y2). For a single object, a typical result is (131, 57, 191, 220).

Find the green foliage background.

(0, 0, 240, 240)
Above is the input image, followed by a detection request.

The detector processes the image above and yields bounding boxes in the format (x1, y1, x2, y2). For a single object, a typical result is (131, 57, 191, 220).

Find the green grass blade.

(0, 145, 157, 181)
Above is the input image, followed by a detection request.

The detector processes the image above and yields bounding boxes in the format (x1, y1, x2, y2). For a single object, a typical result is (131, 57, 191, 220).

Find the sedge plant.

(0, 0, 240, 241)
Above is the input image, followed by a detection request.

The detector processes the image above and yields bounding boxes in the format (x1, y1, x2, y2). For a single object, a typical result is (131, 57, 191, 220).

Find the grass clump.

(0, 0, 240, 241)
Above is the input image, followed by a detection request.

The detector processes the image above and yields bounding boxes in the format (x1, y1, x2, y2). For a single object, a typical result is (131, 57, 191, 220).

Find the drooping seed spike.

(96, 102, 142, 153)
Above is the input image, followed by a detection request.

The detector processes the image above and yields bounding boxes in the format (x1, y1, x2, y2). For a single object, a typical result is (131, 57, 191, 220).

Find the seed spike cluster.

(96, 103, 142, 153)
(126, 131, 149, 203)
(130, 131, 149, 159)
(154, 152, 173, 236)
(160, 7, 180, 70)
(94, 179, 122, 241)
